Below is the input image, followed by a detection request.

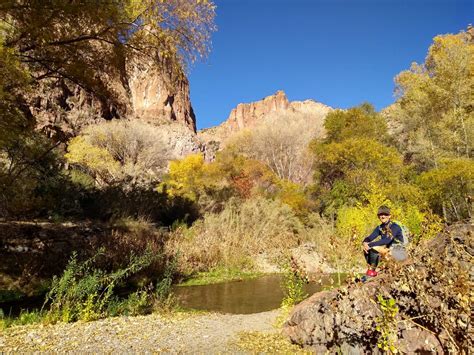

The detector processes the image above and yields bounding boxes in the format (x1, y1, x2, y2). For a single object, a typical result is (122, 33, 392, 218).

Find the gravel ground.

(0, 310, 281, 353)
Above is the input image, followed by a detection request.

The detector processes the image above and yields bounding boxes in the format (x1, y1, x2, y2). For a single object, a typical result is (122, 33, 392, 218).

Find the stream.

(0, 274, 345, 317)
(173, 273, 345, 314)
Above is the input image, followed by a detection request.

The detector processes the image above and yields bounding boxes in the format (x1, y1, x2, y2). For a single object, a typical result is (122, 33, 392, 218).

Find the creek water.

(1, 274, 345, 317)
(173, 273, 345, 314)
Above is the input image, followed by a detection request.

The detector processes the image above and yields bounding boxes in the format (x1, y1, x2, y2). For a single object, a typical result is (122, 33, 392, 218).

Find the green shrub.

(375, 294, 399, 353)
(280, 262, 308, 308)
(0, 309, 44, 329)
(43, 250, 157, 323)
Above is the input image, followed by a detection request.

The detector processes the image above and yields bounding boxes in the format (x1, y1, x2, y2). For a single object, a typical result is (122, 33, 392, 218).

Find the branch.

(4, 10, 58, 48)
(19, 25, 114, 52)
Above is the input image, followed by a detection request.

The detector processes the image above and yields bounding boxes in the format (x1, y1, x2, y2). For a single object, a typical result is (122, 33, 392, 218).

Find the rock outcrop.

(30, 61, 197, 146)
(157, 122, 203, 158)
(128, 63, 196, 131)
(198, 91, 333, 160)
(32, 80, 332, 161)
(222, 90, 290, 132)
(283, 224, 473, 353)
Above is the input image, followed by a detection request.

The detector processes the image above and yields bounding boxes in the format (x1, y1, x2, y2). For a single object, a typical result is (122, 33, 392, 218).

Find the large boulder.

(283, 224, 473, 353)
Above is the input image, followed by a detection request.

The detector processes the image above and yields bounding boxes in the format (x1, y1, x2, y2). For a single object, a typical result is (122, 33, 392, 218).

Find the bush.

(65, 120, 170, 187)
(0, 310, 43, 330)
(280, 261, 308, 308)
(43, 250, 158, 323)
(333, 183, 443, 270)
(224, 111, 321, 185)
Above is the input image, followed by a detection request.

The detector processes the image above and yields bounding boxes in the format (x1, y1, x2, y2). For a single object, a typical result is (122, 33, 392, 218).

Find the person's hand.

(362, 242, 370, 253)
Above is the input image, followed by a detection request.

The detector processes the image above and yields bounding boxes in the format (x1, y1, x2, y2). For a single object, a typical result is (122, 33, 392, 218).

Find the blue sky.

(188, 0, 473, 130)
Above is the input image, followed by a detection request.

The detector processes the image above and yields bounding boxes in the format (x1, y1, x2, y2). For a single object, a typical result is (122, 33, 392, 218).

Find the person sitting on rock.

(362, 205, 403, 278)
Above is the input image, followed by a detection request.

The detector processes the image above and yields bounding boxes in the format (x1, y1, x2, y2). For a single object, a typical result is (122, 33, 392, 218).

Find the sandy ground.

(0, 309, 281, 353)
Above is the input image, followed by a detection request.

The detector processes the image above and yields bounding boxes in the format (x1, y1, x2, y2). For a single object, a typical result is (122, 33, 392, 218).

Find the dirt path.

(0, 310, 281, 353)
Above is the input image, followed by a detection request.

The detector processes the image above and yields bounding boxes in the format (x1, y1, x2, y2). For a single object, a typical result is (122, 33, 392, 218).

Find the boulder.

(283, 224, 473, 353)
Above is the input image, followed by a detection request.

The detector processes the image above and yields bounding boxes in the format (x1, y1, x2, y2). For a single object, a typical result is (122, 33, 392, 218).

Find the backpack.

(390, 221, 409, 261)
(392, 220, 410, 246)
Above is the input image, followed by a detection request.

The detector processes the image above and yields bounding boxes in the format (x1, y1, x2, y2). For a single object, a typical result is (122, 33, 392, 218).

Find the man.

(362, 205, 403, 278)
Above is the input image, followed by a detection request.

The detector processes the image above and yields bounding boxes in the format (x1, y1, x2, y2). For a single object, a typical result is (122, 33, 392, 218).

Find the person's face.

(378, 214, 390, 223)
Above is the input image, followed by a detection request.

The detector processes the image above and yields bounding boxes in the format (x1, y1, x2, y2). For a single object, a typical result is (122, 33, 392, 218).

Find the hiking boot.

(366, 269, 378, 277)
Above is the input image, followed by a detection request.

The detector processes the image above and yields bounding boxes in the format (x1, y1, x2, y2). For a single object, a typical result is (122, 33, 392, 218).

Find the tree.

(312, 138, 406, 214)
(418, 158, 473, 222)
(390, 29, 473, 168)
(0, 1, 215, 215)
(226, 111, 322, 185)
(66, 120, 170, 187)
(161, 153, 209, 202)
(1, 0, 216, 113)
(0, 40, 62, 216)
(324, 103, 390, 144)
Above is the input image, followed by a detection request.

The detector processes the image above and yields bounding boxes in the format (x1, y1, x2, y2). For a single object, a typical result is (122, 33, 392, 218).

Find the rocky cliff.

(31, 61, 197, 144)
(32, 76, 333, 161)
(127, 63, 196, 131)
(198, 91, 333, 159)
(283, 224, 473, 353)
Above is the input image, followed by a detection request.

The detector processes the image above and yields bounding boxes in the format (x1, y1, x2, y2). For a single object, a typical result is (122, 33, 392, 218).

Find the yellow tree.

(1, 0, 216, 107)
(313, 138, 405, 206)
(324, 103, 390, 144)
(418, 158, 473, 221)
(390, 29, 473, 167)
(161, 154, 208, 201)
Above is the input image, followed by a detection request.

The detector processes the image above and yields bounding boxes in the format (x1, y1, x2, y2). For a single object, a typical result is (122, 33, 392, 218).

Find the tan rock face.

(220, 90, 332, 134)
(31, 61, 197, 145)
(222, 90, 290, 132)
(198, 90, 333, 160)
(128, 64, 196, 132)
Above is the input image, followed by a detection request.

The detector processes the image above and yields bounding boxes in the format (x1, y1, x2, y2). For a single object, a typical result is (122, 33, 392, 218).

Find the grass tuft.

(177, 267, 262, 286)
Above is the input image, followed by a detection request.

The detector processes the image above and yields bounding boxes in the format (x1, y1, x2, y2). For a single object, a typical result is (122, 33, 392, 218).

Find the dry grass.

(103, 217, 169, 278)
(167, 197, 305, 275)
(166, 198, 364, 276)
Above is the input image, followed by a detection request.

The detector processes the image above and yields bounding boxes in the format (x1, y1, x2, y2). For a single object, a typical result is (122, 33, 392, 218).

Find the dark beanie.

(377, 205, 391, 215)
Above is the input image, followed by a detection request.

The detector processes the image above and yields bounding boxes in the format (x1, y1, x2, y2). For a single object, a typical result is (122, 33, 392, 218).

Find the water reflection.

(173, 274, 345, 314)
